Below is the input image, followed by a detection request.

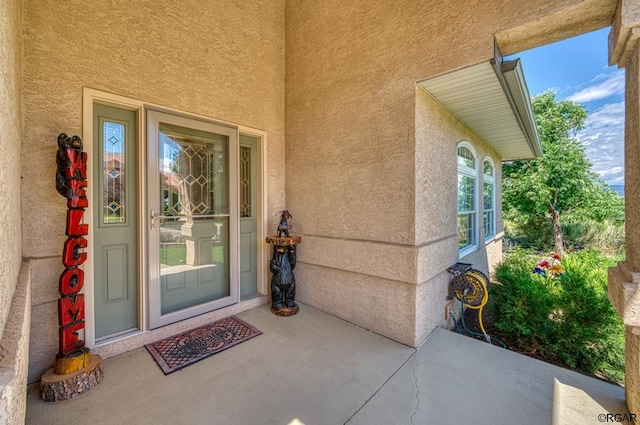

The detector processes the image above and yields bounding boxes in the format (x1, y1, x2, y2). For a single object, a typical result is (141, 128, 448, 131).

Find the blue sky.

(507, 27, 625, 187)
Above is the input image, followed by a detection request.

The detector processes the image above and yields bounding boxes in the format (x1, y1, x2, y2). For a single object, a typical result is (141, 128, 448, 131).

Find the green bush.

(490, 248, 624, 383)
(504, 219, 625, 253)
(562, 220, 625, 253)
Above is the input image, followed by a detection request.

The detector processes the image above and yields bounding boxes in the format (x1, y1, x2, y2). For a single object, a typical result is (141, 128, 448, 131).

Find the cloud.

(575, 101, 625, 185)
(567, 70, 625, 103)
(583, 102, 625, 131)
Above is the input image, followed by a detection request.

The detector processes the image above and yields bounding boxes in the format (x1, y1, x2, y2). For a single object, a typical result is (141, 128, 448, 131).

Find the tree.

(502, 91, 621, 255)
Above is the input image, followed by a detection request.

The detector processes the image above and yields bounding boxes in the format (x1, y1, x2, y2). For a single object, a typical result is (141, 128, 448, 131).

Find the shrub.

(490, 248, 624, 383)
(562, 220, 625, 253)
(504, 219, 625, 253)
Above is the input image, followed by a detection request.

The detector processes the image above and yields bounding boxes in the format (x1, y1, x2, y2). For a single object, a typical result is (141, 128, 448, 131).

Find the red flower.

(537, 260, 550, 268)
(551, 252, 561, 260)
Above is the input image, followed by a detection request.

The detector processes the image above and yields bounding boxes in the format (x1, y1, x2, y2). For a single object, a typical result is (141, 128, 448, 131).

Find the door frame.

(82, 88, 268, 347)
(237, 127, 268, 296)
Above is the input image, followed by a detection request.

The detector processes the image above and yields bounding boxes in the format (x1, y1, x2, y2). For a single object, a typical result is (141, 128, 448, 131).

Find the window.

(457, 143, 477, 253)
(483, 158, 495, 240)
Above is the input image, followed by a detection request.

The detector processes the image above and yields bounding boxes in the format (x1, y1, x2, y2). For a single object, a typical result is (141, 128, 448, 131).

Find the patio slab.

(26, 304, 628, 425)
(346, 328, 628, 425)
(26, 304, 415, 425)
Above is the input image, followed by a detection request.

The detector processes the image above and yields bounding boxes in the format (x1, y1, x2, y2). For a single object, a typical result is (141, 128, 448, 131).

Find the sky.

(506, 27, 625, 188)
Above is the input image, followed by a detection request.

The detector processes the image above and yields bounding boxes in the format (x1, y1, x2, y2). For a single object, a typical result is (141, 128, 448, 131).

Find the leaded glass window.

(240, 146, 252, 218)
(159, 123, 228, 217)
(103, 121, 126, 224)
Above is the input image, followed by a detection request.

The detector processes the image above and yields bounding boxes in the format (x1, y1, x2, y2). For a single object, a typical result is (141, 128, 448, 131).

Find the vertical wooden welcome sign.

(55, 133, 88, 356)
(40, 133, 104, 402)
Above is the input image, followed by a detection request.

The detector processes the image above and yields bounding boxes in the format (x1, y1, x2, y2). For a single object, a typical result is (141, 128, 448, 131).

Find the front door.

(147, 111, 239, 328)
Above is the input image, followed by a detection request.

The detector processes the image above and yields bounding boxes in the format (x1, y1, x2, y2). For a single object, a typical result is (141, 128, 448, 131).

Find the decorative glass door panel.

(148, 111, 238, 328)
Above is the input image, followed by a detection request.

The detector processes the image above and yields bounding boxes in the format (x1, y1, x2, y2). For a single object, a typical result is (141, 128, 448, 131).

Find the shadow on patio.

(26, 304, 627, 425)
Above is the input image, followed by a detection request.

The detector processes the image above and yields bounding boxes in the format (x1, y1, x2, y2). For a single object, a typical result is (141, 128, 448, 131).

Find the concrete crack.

(343, 350, 417, 424)
(409, 355, 420, 425)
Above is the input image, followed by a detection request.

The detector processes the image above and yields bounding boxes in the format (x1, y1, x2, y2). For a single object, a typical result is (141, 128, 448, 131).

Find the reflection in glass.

(157, 123, 230, 315)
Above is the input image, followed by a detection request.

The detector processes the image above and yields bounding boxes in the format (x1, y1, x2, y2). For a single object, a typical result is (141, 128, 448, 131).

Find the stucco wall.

(23, 0, 285, 381)
(0, 0, 27, 421)
(0, 263, 30, 425)
(284, 0, 604, 245)
(284, 0, 598, 346)
(0, 0, 23, 345)
(624, 35, 640, 269)
(414, 85, 503, 344)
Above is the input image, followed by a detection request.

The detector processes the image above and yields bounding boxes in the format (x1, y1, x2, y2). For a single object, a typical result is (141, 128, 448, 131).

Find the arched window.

(483, 158, 495, 240)
(457, 143, 477, 253)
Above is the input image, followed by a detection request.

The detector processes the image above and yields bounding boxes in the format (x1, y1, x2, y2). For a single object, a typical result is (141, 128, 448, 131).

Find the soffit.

(418, 60, 541, 161)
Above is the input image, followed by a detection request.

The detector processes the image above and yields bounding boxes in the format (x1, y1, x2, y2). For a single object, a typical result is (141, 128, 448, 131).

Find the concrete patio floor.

(26, 304, 628, 425)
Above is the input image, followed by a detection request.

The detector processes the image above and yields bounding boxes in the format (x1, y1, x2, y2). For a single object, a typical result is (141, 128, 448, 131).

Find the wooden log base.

(40, 354, 104, 402)
(271, 303, 299, 316)
(54, 347, 92, 375)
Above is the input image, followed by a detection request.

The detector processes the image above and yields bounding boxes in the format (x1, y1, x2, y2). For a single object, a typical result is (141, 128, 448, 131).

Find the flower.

(548, 264, 564, 275)
(532, 267, 547, 276)
(537, 260, 550, 268)
(532, 253, 563, 287)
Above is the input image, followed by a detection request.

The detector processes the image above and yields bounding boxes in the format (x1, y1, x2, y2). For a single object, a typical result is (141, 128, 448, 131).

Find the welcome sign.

(55, 133, 89, 356)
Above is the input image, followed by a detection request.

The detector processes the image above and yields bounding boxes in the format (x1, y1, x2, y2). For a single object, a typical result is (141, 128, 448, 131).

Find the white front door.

(147, 111, 239, 328)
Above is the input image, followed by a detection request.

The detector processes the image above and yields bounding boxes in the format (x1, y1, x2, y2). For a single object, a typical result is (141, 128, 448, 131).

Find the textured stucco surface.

(415, 87, 503, 248)
(0, 263, 31, 425)
(285, 0, 606, 246)
(22, 0, 285, 380)
(0, 0, 28, 422)
(0, 0, 23, 344)
(624, 36, 640, 269)
(22, 0, 285, 258)
(609, 9, 640, 415)
(496, 0, 616, 55)
(609, 262, 640, 333)
(283, 0, 592, 347)
(19, 0, 624, 381)
(295, 263, 416, 346)
(627, 326, 640, 414)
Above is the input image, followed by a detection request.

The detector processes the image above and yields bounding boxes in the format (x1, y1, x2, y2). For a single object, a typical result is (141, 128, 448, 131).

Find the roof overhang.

(417, 58, 542, 161)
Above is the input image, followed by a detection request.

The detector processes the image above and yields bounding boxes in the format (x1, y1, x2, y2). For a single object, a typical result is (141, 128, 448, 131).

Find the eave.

(418, 58, 542, 161)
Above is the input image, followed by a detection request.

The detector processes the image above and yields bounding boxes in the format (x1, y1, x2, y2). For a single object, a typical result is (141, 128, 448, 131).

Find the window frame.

(482, 157, 496, 242)
(457, 142, 478, 257)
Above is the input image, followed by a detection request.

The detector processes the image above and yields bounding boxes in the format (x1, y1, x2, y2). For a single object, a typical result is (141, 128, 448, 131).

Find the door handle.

(150, 209, 162, 230)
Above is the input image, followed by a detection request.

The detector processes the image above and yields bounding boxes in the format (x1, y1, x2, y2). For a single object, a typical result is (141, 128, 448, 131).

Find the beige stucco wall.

(624, 32, 640, 270)
(608, 4, 640, 413)
(414, 86, 503, 344)
(0, 264, 31, 425)
(23, 0, 285, 381)
(0, 0, 24, 345)
(19, 0, 618, 385)
(0, 0, 29, 422)
(284, 0, 604, 346)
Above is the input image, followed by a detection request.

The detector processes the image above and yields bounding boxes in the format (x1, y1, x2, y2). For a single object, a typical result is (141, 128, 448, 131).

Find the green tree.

(502, 90, 622, 255)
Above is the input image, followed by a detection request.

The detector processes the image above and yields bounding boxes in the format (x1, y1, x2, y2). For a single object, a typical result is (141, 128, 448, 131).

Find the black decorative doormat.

(145, 316, 262, 375)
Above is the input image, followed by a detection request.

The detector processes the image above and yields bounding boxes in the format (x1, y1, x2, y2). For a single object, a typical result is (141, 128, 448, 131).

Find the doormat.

(145, 316, 262, 375)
